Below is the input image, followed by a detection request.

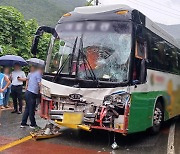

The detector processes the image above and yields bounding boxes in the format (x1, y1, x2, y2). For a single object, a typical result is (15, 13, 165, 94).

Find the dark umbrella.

(0, 55, 28, 66)
(27, 58, 45, 67)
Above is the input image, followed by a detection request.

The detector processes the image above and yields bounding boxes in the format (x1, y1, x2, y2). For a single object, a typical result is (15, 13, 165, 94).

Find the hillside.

(0, 0, 86, 26)
(158, 23, 180, 40)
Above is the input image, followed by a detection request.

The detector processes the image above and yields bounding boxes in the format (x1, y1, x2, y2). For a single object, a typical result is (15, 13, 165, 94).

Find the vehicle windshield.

(48, 21, 132, 83)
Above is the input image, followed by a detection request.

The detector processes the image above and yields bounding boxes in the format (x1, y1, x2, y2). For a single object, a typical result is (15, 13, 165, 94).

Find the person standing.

(25, 65, 39, 111)
(25, 65, 36, 90)
(11, 63, 26, 114)
(2, 67, 11, 109)
(21, 66, 43, 128)
(0, 72, 11, 125)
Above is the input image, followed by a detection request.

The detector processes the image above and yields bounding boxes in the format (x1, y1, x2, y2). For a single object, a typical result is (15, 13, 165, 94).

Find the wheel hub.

(153, 107, 162, 126)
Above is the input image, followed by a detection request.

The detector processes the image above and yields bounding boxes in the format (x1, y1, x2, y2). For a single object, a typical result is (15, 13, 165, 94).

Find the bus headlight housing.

(103, 92, 130, 107)
(41, 85, 51, 98)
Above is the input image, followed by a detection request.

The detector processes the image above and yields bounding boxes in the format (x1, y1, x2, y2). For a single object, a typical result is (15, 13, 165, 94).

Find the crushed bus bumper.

(39, 93, 130, 135)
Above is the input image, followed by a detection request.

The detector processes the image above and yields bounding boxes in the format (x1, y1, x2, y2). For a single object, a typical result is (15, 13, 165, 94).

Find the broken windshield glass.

(78, 32, 131, 82)
(48, 21, 132, 83)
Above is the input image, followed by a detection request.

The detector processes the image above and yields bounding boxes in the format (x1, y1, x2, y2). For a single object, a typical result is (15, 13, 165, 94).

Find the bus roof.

(74, 4, 132, 14)
(60, 4, 180, 49)
(145, 17, 180, 49)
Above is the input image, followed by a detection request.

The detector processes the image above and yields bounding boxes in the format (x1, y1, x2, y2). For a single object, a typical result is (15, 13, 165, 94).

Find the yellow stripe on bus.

(0, 136, 32, 152)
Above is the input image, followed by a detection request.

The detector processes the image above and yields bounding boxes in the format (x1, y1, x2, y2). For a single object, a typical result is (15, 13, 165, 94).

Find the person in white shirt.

(11, 63, 26, 114)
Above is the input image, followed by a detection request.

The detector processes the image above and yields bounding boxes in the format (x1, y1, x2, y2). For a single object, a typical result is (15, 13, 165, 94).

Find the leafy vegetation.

(0, 6, 30, 58)
(0, 6, 50, 61)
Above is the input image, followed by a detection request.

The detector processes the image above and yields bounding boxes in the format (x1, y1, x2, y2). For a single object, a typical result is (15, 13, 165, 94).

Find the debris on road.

(30, 123, 61, 140)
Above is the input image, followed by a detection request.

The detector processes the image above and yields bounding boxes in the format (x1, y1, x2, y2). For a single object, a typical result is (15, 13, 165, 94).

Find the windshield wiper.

(76, 37, 98, 83)
(69, 37, 78, 75)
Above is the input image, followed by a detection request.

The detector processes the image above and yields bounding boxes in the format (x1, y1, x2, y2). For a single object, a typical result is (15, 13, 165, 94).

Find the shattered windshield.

(78, 32, 131, 82)
(50, 21, 132, 83)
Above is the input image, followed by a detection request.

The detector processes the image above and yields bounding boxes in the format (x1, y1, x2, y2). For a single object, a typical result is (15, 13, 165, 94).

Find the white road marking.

(167, 123, 176, 154)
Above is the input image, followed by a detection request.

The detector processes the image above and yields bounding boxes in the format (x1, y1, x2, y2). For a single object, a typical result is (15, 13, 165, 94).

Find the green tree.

(36, 33, 51, 61)
(0, 6, 30, 58)
(0, 6, 52, 62)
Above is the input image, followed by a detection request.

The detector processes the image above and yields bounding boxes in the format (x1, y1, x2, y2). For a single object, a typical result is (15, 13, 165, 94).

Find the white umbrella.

(27, 58, 45, 67)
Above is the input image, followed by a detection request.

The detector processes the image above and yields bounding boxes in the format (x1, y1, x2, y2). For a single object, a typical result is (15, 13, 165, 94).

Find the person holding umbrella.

(0, 72, 11, 125)
(21, 66, 43, 129)
(21, 58, 44, 129)
(0, 55, 28, 114)
(11, 63, 26, 114)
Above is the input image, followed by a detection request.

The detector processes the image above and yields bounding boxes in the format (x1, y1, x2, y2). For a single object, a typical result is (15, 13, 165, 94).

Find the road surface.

(0, 109, 179, 154)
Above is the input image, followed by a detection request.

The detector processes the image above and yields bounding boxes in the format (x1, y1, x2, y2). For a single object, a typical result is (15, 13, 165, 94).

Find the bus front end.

(40, 78, 131, 134)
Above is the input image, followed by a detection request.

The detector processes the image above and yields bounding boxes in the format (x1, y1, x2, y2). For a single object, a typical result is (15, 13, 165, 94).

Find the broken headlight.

(103, 92, 130, 108)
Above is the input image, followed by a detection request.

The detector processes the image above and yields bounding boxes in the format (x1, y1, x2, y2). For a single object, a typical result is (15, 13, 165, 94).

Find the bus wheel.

(150, 102, 163, 134)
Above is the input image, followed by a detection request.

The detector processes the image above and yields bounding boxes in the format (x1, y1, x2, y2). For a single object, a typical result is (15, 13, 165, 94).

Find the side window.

(148, 34, 165, 70)
(164, 43, 177, 74)
(146, 29, 179, 74)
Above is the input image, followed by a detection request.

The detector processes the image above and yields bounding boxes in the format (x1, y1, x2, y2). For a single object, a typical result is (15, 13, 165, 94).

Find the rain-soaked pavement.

(0, 108, 179, 154)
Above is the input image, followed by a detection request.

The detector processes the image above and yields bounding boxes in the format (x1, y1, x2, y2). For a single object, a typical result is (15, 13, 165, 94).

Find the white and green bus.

(31, 4, 180, 135)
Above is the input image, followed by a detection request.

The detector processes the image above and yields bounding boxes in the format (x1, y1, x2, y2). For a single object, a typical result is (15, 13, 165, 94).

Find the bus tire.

(149, 101, 163, 135)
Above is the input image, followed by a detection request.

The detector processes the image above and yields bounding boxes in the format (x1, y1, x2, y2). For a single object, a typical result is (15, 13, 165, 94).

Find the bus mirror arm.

(31, 26, 57, 56)
(31, 35, 40, 56)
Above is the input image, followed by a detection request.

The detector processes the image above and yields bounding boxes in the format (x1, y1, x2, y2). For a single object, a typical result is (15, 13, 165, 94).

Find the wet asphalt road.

(0, 109, 179, 154)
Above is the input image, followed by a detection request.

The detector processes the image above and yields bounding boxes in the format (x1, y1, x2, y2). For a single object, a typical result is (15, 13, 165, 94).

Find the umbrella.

(0, 55, 28, 66)
(27, 58, 45, 67)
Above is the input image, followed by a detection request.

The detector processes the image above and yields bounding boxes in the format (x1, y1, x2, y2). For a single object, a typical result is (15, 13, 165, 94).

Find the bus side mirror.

(31, 35, 40, 56)
(139, 59, 147, 83)
(31, 26, 57, 56)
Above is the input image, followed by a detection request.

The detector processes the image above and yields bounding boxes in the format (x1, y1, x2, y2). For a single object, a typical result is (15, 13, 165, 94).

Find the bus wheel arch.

(149, 96, 165, 134)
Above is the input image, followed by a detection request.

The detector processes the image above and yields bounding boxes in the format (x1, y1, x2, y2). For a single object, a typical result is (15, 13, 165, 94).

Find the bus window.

(146, 31, 166, 71)
(165, 43, 177, 74)
(135, 41, 147, 60)
(152, 42, 166, 70)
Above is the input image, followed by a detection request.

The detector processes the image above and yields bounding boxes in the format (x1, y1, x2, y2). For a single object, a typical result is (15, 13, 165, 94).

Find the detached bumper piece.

(30, 124, 61, 140)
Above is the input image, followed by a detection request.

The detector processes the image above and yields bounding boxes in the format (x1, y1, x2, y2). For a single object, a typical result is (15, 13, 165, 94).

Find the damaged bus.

(31, 5, 180, 135)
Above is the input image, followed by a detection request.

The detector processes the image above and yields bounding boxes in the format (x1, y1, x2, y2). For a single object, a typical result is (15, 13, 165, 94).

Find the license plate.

(63, 112, 83, 124)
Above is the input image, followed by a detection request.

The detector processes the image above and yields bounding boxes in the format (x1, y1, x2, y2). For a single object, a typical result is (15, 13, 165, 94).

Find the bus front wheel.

(150, 101, 163, 134)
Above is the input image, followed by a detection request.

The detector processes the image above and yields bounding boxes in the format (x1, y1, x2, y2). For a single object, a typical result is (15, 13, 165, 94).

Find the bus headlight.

(103, 93, 130, 107)
(41, 85, 51, 98)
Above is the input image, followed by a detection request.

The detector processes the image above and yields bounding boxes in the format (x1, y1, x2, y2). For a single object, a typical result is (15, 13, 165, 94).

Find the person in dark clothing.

(11, 63, 26, 114)
(21, 66, 43, 129)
